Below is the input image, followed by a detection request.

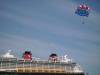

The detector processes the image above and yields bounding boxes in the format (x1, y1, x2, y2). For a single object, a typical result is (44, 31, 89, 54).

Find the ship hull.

(0, 72, 85, 75)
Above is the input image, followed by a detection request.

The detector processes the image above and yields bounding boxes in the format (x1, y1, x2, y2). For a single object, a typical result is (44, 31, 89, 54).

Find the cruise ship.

(0, 50, 85, 75)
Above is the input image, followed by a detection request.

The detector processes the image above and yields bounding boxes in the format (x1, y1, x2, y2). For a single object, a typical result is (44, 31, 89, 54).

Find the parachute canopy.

(75, 4, 90, 17)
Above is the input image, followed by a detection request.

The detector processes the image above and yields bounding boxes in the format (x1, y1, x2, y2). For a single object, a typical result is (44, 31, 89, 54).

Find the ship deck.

(0, 59, 84, 75)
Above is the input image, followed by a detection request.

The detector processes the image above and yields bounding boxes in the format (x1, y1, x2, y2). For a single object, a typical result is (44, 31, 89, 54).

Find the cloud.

(1, 5, 100, 46)
(1, 0, 100, 42)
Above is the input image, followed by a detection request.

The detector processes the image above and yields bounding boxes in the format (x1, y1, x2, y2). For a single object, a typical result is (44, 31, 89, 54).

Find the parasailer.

(75, 4, 90, 24)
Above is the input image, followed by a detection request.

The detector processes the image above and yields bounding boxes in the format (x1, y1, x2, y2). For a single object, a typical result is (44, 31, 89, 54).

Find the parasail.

(75, 4, 90, 24)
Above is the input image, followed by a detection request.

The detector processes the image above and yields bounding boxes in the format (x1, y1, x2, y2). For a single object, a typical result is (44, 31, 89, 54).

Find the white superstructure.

(0, 51, 84, 74)
(60, 55, 72, 63)
(2, 50, 15, 58)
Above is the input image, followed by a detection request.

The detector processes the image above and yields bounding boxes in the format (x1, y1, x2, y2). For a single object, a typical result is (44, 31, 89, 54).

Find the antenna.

(8, 50, 12, 53)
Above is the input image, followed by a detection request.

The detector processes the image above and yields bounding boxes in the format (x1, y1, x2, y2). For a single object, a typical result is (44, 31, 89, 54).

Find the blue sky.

(0, 0, 100, 75)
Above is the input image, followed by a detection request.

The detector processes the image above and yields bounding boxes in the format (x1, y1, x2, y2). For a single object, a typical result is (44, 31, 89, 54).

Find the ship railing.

(0, 60, 82, 73)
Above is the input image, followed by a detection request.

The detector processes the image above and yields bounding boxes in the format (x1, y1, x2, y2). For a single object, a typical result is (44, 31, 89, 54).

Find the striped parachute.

(75, 4, 90, 24)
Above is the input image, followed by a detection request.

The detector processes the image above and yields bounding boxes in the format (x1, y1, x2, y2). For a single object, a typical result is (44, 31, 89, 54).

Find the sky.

(0, 0, 100, 75)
